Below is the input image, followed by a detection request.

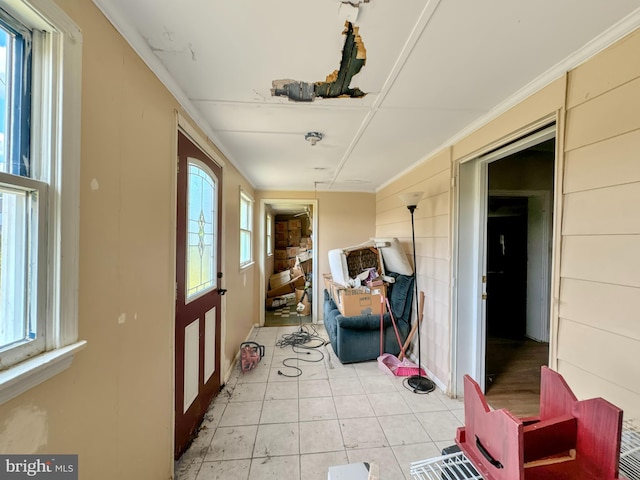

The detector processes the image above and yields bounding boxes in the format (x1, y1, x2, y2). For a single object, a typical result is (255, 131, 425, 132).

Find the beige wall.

(315, 191, 377, 275)
(220, 169, 258, 375)
(559, 29, 640, 422)
(0, 1, 257, 478)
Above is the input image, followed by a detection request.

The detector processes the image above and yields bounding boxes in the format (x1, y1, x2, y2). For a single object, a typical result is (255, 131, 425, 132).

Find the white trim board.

(452, 125, 557, 397)
(258, 198, 319, 325)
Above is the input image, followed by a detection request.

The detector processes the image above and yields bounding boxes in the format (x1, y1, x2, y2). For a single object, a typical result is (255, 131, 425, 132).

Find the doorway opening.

(260, 200, 318, 328)
(455, 125, 555, 416)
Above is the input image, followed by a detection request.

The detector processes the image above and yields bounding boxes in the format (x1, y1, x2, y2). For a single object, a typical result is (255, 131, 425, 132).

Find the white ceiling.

(94, 0, 640, 193)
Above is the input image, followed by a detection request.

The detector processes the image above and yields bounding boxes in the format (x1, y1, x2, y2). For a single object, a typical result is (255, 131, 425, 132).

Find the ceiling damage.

(271, 21, 367, 102)
(93, 0, 640, 192)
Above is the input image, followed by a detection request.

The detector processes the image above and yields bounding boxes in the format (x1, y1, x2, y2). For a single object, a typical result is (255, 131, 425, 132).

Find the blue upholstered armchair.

(323, 272, 415, 364)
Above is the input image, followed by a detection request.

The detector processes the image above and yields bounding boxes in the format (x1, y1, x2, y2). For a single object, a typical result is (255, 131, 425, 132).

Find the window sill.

(0, 340, 87, 406)
(240, 261, 255, 271)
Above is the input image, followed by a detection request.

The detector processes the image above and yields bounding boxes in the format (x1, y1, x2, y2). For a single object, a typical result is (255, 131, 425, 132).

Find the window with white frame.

(0, 0, 84, 404)
(239, 190, 253, 267)
(266, 213, 272, 256)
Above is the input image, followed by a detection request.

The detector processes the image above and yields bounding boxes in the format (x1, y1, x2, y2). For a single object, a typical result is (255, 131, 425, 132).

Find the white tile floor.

(175, 325, 464, 480)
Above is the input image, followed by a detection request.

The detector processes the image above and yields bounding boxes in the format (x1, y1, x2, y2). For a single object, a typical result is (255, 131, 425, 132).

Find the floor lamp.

(399, 192, 436, 393)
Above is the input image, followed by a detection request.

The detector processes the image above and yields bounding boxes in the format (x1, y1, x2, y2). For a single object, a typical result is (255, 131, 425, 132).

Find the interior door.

(175, 130, 223, 458)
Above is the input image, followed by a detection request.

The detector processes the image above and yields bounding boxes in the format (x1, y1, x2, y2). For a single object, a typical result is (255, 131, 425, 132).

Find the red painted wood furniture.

(456, 366, 626, 480)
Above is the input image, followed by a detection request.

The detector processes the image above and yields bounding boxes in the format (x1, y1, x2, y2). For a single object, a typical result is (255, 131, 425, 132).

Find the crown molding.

(378, 7, 640, 192)
(91, 0, 255, 188)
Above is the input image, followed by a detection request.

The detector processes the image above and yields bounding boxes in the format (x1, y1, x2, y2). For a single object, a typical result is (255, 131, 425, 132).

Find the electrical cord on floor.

(323, 343, 334, 370)
(276, 323, 327, 378)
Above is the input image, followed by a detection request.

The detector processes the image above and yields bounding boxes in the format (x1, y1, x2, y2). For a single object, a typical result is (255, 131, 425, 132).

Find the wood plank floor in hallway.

(485, 336, 549, 417)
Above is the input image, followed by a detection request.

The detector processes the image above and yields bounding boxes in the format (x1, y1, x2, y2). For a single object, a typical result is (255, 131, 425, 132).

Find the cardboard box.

(267, 274, 305, 298)
(288, 218, 301, 230)
(288, 231, 301, 246)
(266, 293, 294, 309)
(275, 221, 288, 233)
(286, 246, 300, 258)
(337, 288, 386, 317)
(274, 259, 289, 272)
(326, 277, 387, 316)
(297, 256, 312, 275)
(275, 232, 287, 248)
(323, 273, 334, 293)
(269, 270, 291, 289)
(274, 249, 287, 260)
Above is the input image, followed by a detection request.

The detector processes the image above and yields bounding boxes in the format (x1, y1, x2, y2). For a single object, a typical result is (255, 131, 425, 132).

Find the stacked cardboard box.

(283, 219, 302, 269)
(266, 266, 307, 308)
(275, 232, 287, 249)
(269, 215, 312, 308)
(269, 270, 291, 289)
(275, 221, 288, 249)
(267, 272, 305, 298)
(323, 274, 387, 317)
(288, 219, 302, 255)
(300, 236, 312, 251)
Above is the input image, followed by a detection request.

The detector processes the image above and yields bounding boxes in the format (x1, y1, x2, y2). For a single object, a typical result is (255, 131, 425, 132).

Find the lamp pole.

(399, 193, 435, 394)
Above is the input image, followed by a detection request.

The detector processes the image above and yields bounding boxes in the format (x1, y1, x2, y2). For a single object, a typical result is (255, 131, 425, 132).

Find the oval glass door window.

(186, 159, 218, 301)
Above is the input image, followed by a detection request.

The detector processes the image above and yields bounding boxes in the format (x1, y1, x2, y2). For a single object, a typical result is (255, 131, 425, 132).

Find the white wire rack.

(410, 421, 640, 480)
(410, 452, 482, 480)
(621, 420, 640, 480)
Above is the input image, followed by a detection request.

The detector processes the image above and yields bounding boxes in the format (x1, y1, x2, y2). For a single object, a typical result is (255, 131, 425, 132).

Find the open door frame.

(451, 121, 558, 398)
(258, 198, 319, 325)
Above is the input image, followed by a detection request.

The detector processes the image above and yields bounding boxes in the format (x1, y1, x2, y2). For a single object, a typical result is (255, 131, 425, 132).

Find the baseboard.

(406, 351, 447, 393)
